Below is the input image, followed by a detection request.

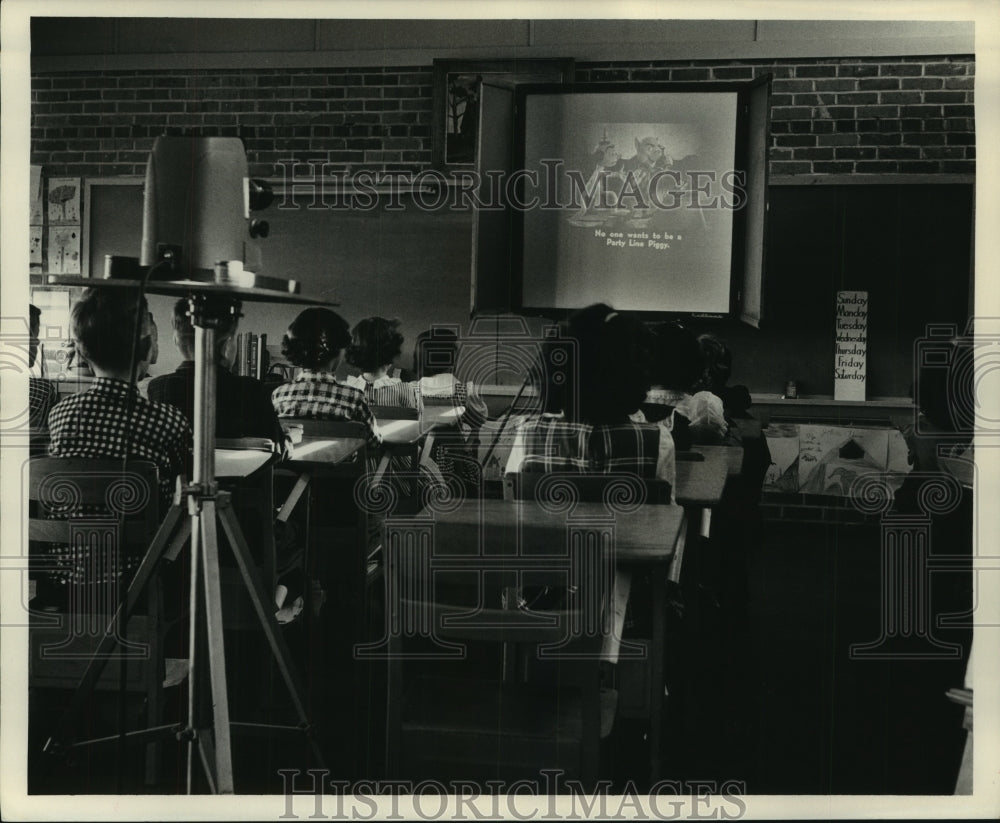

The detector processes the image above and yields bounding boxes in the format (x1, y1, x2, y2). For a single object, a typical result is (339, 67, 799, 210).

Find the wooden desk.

(373, 406, 465, 489)
(674, 449, 730, 507)
(427, 498, 685, 782)
(431, 499, 683, 558)
(270, 436, 366, 528)
(693, 444, 745, 478)
(378, 405, 464, 446)
(286, 435, 366, 467)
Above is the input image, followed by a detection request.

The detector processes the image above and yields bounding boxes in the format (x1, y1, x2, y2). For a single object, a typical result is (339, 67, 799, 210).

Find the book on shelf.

(233, 331, 269, 379)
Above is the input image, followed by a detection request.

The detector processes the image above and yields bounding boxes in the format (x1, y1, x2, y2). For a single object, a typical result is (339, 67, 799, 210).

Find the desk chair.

(273, 418, 380, 770)
(384, 516, 615, 786)
(27, 457, 169, 785)
(213, 439, 280, 635)
(504, 470, 683, 781)
(273, 419, 371, 613)
(29, 426, 51, 457)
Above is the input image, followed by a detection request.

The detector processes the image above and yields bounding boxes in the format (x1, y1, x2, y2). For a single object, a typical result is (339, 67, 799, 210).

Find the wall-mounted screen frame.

(512, 78, 770, 325)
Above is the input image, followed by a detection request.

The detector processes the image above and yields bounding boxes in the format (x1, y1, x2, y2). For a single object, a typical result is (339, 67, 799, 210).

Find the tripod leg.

(199, 500, 235, 794)
(195, 727, 219, 795)
(185, 506, 203, 794)
(45, 503, 191, 754)
(217, 502, 326, 769)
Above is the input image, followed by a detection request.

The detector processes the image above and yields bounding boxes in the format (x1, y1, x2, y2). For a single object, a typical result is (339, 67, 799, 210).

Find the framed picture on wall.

(431, 58, 575, 172)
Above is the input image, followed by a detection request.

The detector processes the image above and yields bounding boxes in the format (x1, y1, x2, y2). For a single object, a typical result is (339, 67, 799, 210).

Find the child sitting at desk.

(344, 316, 421, 412)
(694, 333, 756, 420)
(503, 304, 675, 648)
(48, 288, 193, 503)
(42, 288, 193, 605)
(271, 308, 381, 445)
(412, 327, 488, 431)
(410, 327, 489, 489)
(641, 321, 727, 447)
(506, 303, 676, 491)
(149, 298, 285, 445)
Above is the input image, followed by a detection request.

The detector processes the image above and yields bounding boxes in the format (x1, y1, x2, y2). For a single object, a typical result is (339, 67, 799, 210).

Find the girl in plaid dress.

(271, 308, 380, 444)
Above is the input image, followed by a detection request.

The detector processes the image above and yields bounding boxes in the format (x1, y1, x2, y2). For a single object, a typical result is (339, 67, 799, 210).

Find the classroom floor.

(27, 510, 972, 796)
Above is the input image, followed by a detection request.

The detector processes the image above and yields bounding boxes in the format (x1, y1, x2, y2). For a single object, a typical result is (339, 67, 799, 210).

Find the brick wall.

(30, 55, 974, 178)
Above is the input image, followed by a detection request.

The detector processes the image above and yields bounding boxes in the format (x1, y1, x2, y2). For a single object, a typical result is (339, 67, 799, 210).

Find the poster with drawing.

(47, 177, 80, 223)
(47, 226, 81, 274)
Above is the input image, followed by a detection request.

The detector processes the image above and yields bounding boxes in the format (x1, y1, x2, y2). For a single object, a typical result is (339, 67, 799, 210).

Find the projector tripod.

(44, 292, 325, 793)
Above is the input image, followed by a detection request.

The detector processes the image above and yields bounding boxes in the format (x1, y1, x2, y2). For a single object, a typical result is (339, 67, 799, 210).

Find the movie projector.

(107, 135, 286, 291)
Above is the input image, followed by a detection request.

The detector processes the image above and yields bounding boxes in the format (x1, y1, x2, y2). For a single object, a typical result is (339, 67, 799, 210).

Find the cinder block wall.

(31, 56, 975, 178)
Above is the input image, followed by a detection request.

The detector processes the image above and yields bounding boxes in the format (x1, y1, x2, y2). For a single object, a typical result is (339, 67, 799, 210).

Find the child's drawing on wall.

(47, 177, 80, 223)
(47, 226, 80, 274)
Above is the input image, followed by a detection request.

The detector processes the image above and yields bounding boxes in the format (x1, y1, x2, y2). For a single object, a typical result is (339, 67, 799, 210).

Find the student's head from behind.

(171, 298, 239, 368)
(561, 303, 652, 425)
(413, 327, 459, 378)
(71, 288, 153, 379)
(282, 308, 351, 371)
(696, 333, 732, 391)
(648, 321, 704, 392)
(531, 303, 612, 418)
(346, 316, 405, 375)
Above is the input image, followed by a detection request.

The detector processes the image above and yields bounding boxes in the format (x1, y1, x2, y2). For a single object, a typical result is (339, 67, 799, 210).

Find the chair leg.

(385, 655, 401, 778)
(580, 671, 602, 787)
(144, 580, 164, 786)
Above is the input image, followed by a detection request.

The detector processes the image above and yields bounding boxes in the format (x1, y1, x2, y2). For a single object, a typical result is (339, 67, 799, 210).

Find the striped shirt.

(344, 373, 422, 412)
(418, 374, 488, 430)
(271, 369, 381, 443)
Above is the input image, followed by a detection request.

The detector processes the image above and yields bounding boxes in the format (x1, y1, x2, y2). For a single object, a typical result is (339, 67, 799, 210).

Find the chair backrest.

(282, 417, 369, 440)
(370, 404, 419, 421)
(28, 458, 164, 697)
(215, 436, 277, 453)
(503, 470, 672, 505)
(384, 517, 612, 651)
(28, 457, 162, 644)
(28, 457, 161, 556)
(381, 482, 616, 782)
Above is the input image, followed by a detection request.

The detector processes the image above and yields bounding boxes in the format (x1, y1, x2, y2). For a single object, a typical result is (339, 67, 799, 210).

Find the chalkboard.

(246, 195, 473, 349)
(82, 177, 973, 399)
(687, 182, 974, 399)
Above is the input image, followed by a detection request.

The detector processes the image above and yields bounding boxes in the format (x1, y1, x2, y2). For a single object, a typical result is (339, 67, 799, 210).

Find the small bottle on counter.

(784, 380, 798, 399)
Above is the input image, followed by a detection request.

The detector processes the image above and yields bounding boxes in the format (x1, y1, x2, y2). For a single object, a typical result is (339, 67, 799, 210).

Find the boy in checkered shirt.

(48, 288, 193, 504)
(40, 288, 192, 605)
